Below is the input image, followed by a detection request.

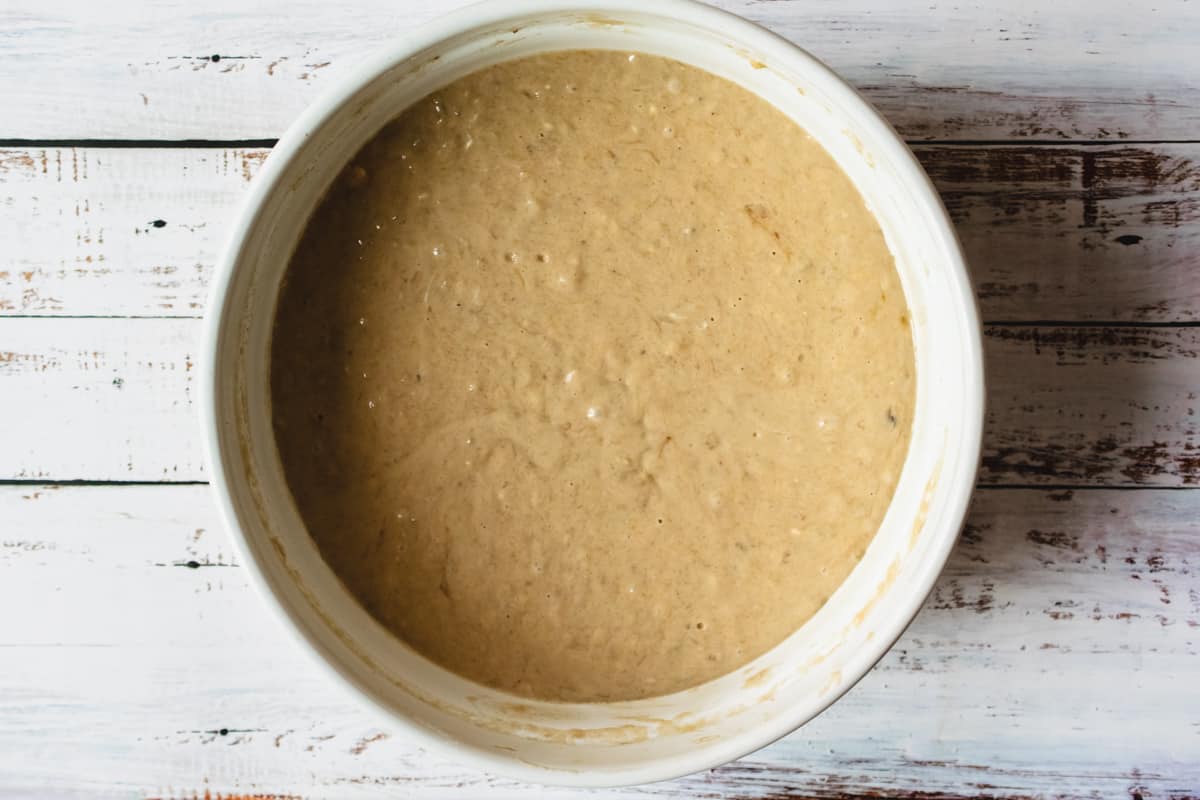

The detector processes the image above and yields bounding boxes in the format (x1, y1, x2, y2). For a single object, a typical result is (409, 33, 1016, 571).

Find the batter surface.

(271, 50, 914, 702)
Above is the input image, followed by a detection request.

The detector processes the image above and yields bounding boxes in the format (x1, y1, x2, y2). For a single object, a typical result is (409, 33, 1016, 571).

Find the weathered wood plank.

(0, 485, 1195, 797)
(1, 0, 1198, 141)
(983, 326, 1200, 486)
(2, 144, 1199, 322)
(0, 318, 200, 481)
(2, 318, 1199, 485)
(922, 145, 1200, 323)
(0, 147, 264, 317)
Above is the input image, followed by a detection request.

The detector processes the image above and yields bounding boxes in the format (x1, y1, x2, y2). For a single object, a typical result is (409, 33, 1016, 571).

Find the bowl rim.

(201, 0, 985, 787)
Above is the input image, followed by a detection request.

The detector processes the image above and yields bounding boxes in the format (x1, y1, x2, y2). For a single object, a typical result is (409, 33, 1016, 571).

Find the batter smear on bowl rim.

(270, 50, 915, 702)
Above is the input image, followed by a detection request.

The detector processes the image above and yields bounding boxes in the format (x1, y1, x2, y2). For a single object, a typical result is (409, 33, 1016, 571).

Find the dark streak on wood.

(1026, 529, 1080, 549)
(680, 758, 1140, 800)
(852, 82, 1193, 141)
(913, 144, 1200, 322)
(981, 326, 1200, 485)
(1081, 150, 1099, 228)
(164, 559, 236, 569)
(349, 732, 387, 755)
(0, 139, 281, 149)
(986, 325, 1198, 360)
(918, 145, 1200, 191)
(981, 443, 1199, 487)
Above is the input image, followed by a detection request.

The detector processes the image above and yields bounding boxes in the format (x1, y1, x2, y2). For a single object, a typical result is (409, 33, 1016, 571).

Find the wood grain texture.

(926, 144, 1200, 323)
(0, 318, 200, 481)
(0, 485, 1196, 797)
(1, 0, 1198, 141)
(3, 318, 1199, 486)
(984, 326, 1200, 487)
(0, 147, 266, 317)
(2, 143, 1199, 322)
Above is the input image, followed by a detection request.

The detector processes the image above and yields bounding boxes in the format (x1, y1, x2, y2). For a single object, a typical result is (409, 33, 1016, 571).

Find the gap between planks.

(3, 138, 1200, 149)
(0, 480, 1195, 491)
(4, 316, 1200, 327)
(0, 138, 280, 149)
(0, 479, 210, 487)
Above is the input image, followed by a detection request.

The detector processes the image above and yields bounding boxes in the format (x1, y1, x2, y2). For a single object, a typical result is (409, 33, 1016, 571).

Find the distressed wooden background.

(2, 0, 1199, 797)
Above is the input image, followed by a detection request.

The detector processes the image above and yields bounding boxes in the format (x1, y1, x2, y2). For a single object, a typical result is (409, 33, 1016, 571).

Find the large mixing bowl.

(202, 0, 984, 786)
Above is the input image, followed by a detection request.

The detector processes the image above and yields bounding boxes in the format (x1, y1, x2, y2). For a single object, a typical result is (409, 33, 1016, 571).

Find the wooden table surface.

(2, 1, 1198, 797)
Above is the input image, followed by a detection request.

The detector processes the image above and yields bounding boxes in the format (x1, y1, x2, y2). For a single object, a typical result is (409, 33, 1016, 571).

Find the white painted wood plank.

(982, 326, 1200, 485)
(3, 144, 1199, 322)
(0, 318, 201, 481)
(0, 485, 1196, 797)
(0, 147, 265, 317)
(3, 317, 1198, 485)
(1, 0, 1198, 140)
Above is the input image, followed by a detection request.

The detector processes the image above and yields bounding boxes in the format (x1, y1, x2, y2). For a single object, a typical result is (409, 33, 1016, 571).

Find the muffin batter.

(271, 50, 914, 702)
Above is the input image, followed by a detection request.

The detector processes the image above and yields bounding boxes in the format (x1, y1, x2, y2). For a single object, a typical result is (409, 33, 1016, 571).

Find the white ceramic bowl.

(202, 0, 984, 787)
